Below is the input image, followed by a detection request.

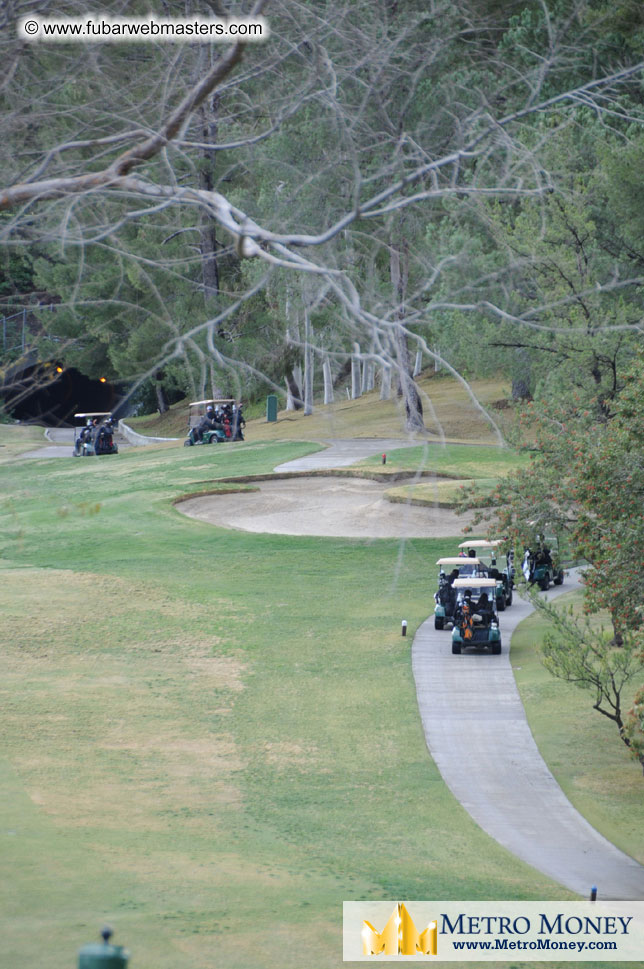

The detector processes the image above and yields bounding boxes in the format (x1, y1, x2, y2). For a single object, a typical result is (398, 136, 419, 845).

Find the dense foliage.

(1, 0, 643, 421)
(465, 351, 644, 770)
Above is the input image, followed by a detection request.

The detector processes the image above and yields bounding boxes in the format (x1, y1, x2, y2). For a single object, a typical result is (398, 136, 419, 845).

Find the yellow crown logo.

(362, 903, 438, 956)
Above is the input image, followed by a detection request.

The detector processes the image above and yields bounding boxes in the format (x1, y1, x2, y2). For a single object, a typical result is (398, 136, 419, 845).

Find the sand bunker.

(177, 476, 474, 539)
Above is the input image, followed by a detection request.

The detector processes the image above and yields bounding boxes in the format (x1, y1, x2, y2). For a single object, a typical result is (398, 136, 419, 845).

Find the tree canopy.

(464, 350, 644, 771)
(1, 0, 643, 424)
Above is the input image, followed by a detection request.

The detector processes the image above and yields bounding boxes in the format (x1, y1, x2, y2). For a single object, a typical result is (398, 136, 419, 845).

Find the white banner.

(343, 901, 644, 961)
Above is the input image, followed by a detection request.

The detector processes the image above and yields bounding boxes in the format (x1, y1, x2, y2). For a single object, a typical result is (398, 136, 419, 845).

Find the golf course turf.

(0, 430, 637, 969)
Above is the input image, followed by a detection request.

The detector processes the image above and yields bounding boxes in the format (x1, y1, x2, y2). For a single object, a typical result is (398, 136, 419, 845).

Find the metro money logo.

(362, 902, 438, 956)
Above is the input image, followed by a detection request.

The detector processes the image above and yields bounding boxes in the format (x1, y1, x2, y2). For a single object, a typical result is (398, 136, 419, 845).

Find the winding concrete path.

(412, 581, 644, 900)
(273, 437, 411, 471)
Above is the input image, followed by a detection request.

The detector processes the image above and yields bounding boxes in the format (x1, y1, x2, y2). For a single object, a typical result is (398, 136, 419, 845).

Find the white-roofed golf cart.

(450, 577, 502, 655)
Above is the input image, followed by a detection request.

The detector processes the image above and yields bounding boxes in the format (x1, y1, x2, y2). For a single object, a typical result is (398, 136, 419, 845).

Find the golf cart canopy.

(74, 412, 112, 424)
(437, 557, 482, 566)
(452, 577, 498, 589)
(458, 540, 502, 549)
(188, 399, 236, 408)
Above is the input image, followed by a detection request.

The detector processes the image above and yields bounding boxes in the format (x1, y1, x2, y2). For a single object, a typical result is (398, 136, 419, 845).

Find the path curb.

(117, 420, 180, 445)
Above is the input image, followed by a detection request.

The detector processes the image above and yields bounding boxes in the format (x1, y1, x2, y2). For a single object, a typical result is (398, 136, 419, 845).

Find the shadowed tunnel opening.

(2, 361, 120, 425)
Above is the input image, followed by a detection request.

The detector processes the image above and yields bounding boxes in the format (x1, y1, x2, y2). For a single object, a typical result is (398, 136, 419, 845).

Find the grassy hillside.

(129, 373, 515, 445)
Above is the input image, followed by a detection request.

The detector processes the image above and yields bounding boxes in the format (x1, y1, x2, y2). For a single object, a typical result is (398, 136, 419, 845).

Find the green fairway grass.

(1, 433, 630, 969)
(0, 424, 49, 463)
(359, 443, 528, 480)
(511, 592, 644, 867)
(360, 443, 527, 509)
(385, 477, 499, 508)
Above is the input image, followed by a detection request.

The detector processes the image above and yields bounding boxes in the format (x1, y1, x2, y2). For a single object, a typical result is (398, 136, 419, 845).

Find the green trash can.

(266, 394, 278, 422)
(78, 928, 129, 969)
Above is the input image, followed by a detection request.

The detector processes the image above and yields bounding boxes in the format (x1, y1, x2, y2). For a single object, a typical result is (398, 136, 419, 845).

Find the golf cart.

(433, 557, 483, 630)
(184, 399, 245, 446)
(73, 413, 118, 457)
(458, 540, 514, 610)
(451, 578, 502, 655)
(522, 538, 564, 591)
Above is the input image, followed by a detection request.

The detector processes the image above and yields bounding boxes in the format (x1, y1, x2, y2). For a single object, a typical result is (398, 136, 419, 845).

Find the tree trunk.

(512, 347, 532, 401)
(198, 356, 207, 401)
(155, 381, 169, 414)
(303, 309, 313, 415)
(284, 315, 303, 410)
(285, 378, 294, 410)
(210, 361, 224, 402)
(390, 240, 424, 432)
(394, 326, 425, 431)
(196, 47, 220, 306)
(380, 364, 392, 400)
(194, 52, 227, 400)
(351, 347, 362, 399)
(323, 355, 334, 404)
(285, 371, 303, 410)
(361, 356, 369, 394)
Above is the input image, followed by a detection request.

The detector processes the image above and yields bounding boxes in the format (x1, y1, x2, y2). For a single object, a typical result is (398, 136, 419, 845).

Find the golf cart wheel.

(184, 439, 193, 447)
(497, 595, 506, 612)
(434, 616, 444, 631)
(505, 588, 513, 606)
(554, 570, 564, 586)
(451, 641, 462, 655)
(539, 576, 550, 591)
(491, 641, 502, 655)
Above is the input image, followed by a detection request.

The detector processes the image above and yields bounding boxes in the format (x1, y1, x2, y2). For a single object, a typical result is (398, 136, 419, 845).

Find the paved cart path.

(273, 437, 412, 472)
(412, 580, 644, 900)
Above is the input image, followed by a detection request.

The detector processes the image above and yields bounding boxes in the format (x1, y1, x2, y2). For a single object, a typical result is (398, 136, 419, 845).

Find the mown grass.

(0, 423, 48, 463)
(386, 477, 499, 508)
(359, 443, 528, 480)
(360, 443, 527, 508)
(0, 433, 628, 969)
(511, 592, 644, 867)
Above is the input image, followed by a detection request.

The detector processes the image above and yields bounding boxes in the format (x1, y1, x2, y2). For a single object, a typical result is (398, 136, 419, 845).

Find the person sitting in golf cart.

(454, 582, 497, 626)
(535, 544, 553, 568)
(434, 559, 483, 630)
(75, 419, 94, 451)
(474, 591, 493, 623)
(451, 578, 502, 655)
(437, 567, 459, 605)
(232, 403, 245, 441)
(486, 557, 502, 581)
(94, 417, 117, 455)
(195, 409, 222, 442)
